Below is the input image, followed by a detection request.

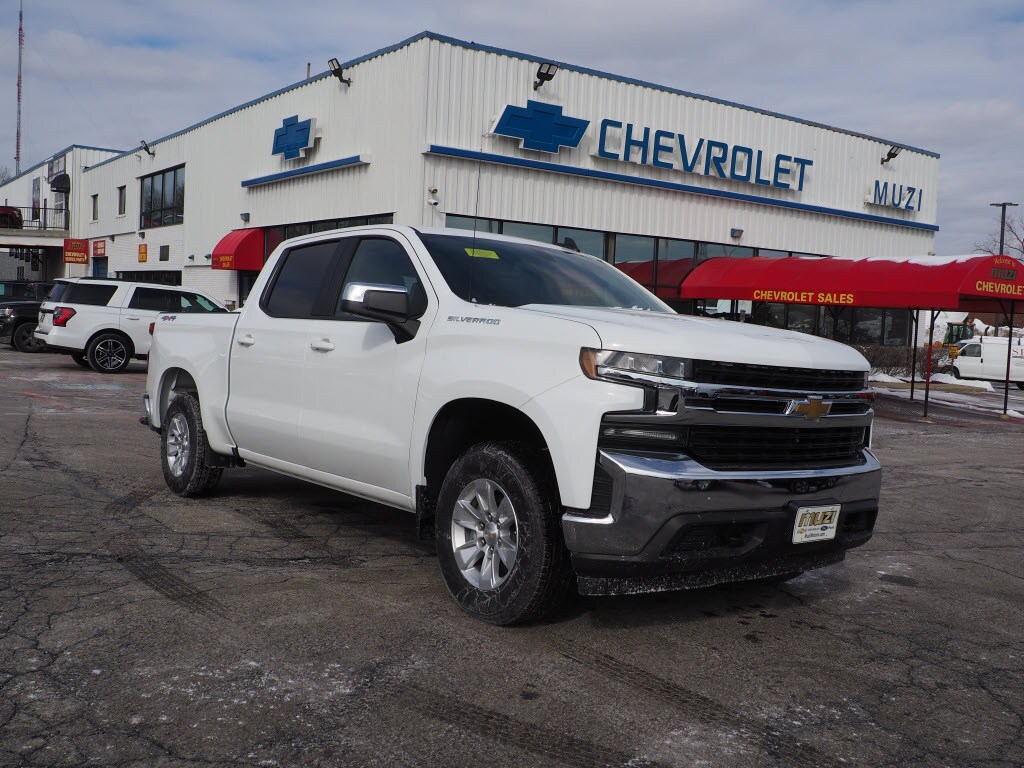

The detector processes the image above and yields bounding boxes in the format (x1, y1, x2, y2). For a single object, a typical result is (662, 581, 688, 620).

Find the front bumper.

(0, 317, 15, 343)
(563, 448, 881, 596)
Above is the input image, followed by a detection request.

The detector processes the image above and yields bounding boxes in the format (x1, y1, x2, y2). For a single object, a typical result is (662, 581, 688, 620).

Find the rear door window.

(262, 241, 341, 318)
(128, 287, 180, 312)
(65, 283, 118, 306)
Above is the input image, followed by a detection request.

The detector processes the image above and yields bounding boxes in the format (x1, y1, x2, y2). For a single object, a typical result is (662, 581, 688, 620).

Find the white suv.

(36, 278, 227, 373)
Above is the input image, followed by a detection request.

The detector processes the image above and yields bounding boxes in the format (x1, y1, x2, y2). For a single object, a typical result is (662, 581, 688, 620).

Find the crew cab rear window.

(64, 283, 118, 306)
(263, 241, 339, 318)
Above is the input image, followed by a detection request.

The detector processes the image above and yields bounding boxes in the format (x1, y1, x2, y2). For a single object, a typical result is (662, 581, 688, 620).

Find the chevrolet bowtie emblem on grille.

(787, 398, 832, 419)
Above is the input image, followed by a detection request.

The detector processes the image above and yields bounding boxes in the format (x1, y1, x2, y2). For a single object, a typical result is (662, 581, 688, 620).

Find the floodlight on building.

(533, 62, 558, 90)
(881, 146, 902, 165)
(328, 58, 351, 86)
(730, 228, 744, 239)
(240, 212, 250, 223)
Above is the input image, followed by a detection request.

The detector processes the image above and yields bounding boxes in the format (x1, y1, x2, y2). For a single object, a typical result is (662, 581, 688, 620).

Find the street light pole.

(990, 202, 1019, 255)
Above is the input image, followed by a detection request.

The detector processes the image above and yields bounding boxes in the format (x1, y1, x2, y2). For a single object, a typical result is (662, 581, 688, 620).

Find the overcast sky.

(1, 0, 1021, 254)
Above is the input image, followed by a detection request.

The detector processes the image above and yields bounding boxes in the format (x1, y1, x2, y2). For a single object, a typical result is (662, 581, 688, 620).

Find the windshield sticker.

(465, 248, 499, 259)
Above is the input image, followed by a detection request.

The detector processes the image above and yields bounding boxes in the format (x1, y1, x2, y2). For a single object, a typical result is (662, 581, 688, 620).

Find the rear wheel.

(952, 366, 961, 379)
(161, 392, 223, 497)
(434, 441, 572, 626)
(71, 353, 91, 369)
(87, 332, 133, 373)
(1017, 383, 1024, 391)
(12, 322, 45, 353)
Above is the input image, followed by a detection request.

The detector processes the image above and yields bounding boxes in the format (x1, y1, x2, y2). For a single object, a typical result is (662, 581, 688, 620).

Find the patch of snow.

(869, 372, 905, 384)
(929, 373, 993, 390)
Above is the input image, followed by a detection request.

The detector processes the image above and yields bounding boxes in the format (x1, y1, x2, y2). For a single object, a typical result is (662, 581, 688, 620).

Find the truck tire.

(87, 332, 133, 373)
(434, 441, 572, 625)
(12, 322, 45, 353)
(71, 353, 91, 369)
(160, 392, 223, 497)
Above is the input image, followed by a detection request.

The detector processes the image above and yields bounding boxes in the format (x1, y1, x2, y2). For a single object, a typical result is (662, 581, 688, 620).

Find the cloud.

(0, 0, 1021, 254)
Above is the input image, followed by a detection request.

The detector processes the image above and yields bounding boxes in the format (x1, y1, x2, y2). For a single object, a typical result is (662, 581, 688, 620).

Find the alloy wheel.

(95, 339, 127, 370)
(450, 478, 519, 590)
(165, 414, 191, 478)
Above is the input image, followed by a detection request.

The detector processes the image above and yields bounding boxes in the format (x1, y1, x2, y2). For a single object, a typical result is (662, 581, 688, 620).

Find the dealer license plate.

(792, 504, 840, 544)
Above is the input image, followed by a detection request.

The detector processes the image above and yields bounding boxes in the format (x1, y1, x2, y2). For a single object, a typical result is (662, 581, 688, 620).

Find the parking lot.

(2, 347, 1023, 767)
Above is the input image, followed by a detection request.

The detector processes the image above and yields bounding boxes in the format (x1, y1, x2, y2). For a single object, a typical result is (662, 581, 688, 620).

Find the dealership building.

(0, 32, 940, 344)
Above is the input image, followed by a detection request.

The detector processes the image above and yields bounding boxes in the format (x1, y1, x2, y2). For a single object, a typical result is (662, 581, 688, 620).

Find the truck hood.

(518, 305, 868, 371)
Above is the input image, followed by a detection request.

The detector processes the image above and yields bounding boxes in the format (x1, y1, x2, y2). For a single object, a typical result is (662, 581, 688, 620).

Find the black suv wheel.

(12, 322, 45, 353)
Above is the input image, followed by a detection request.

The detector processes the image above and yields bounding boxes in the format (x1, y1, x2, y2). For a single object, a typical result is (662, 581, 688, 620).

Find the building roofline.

(1, 144, 123, 188)
(422, 32, 940, 158)
(84, 29, 939, 176)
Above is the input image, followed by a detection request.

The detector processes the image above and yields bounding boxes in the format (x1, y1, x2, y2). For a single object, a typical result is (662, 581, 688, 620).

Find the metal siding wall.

(422, 39, 938, 257)
(78, 41, 431, 301)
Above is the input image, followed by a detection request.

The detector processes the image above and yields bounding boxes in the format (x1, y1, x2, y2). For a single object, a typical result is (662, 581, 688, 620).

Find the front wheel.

(161, 392, 223, 497)
(952, 366, 961, 379)
(1017, 383, 1024, 391)
(87, 332, 133, 373)
(12, 323, 45, 353)
(435, 442, 572, 626)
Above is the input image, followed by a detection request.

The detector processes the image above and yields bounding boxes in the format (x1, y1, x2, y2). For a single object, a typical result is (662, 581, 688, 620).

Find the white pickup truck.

(144, 225, 881, 624)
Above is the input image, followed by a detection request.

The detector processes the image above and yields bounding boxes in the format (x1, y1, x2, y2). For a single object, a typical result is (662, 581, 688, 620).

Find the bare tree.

(974, 214, 1024, 259)
(0, 165, 11, 185)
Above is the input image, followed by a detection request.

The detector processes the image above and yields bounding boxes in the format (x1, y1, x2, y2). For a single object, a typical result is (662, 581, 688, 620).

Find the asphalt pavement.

(2, 347, 1023, 767)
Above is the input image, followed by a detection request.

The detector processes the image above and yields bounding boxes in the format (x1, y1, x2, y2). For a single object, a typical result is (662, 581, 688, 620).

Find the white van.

(953, 337, 1024, 389)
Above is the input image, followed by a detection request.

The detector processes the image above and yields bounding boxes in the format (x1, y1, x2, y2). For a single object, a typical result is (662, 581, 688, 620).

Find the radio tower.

(15, 0, 25, 174)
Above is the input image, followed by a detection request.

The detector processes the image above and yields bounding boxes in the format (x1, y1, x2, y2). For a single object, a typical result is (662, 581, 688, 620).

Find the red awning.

(211, 228, 265, 271)
(679, 254, 1024, 312)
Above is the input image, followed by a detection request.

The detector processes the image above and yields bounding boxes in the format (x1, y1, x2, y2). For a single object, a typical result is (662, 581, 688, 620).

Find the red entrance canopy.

(679, 254, 1024, 312)
(211, 228, 265, 271)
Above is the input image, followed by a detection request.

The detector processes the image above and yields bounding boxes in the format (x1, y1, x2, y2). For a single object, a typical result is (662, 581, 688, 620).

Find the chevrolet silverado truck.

(143, 225, 881, 625)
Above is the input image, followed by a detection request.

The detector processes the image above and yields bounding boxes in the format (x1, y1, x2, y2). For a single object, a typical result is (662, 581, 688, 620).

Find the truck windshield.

(418, 233, 672, 312)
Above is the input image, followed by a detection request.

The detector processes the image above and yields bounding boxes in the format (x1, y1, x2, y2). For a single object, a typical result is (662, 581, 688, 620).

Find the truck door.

(955, 342, 983, 379)
(298, 235, 434, 497)
(226, 239, 343, 467)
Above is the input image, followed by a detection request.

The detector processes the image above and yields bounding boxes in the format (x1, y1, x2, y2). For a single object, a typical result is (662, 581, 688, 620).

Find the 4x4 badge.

(787, 398, 832, 419)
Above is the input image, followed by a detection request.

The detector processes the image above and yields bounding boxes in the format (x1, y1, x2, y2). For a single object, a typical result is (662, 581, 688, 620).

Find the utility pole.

(16, 0, 24, 175)
(990, 201, 1019, 256)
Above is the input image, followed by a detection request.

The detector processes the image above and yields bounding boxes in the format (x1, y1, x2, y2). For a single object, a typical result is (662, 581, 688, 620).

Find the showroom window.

(140, 165, 185, 229)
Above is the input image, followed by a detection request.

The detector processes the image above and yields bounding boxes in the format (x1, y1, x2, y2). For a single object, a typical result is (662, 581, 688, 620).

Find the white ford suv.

(36, 278, 227, 373)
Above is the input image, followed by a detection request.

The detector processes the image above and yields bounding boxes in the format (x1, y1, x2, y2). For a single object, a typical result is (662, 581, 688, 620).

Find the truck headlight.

(1, 308, 12, 317)
(579, 348, 694, 385)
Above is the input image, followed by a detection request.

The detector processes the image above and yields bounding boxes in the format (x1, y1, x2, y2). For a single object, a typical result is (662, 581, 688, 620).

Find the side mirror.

(340, 282, 419, 343)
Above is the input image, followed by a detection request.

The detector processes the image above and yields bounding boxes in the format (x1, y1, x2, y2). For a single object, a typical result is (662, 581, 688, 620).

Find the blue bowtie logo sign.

(273, 115, 317, 160)
(492, 101, 590, 154)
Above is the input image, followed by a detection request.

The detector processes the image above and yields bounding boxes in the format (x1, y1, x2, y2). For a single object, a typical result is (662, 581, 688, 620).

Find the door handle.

(310, 339, 335, 352)
(125, 316, 140, 321)
(237, 334, 256, 347)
